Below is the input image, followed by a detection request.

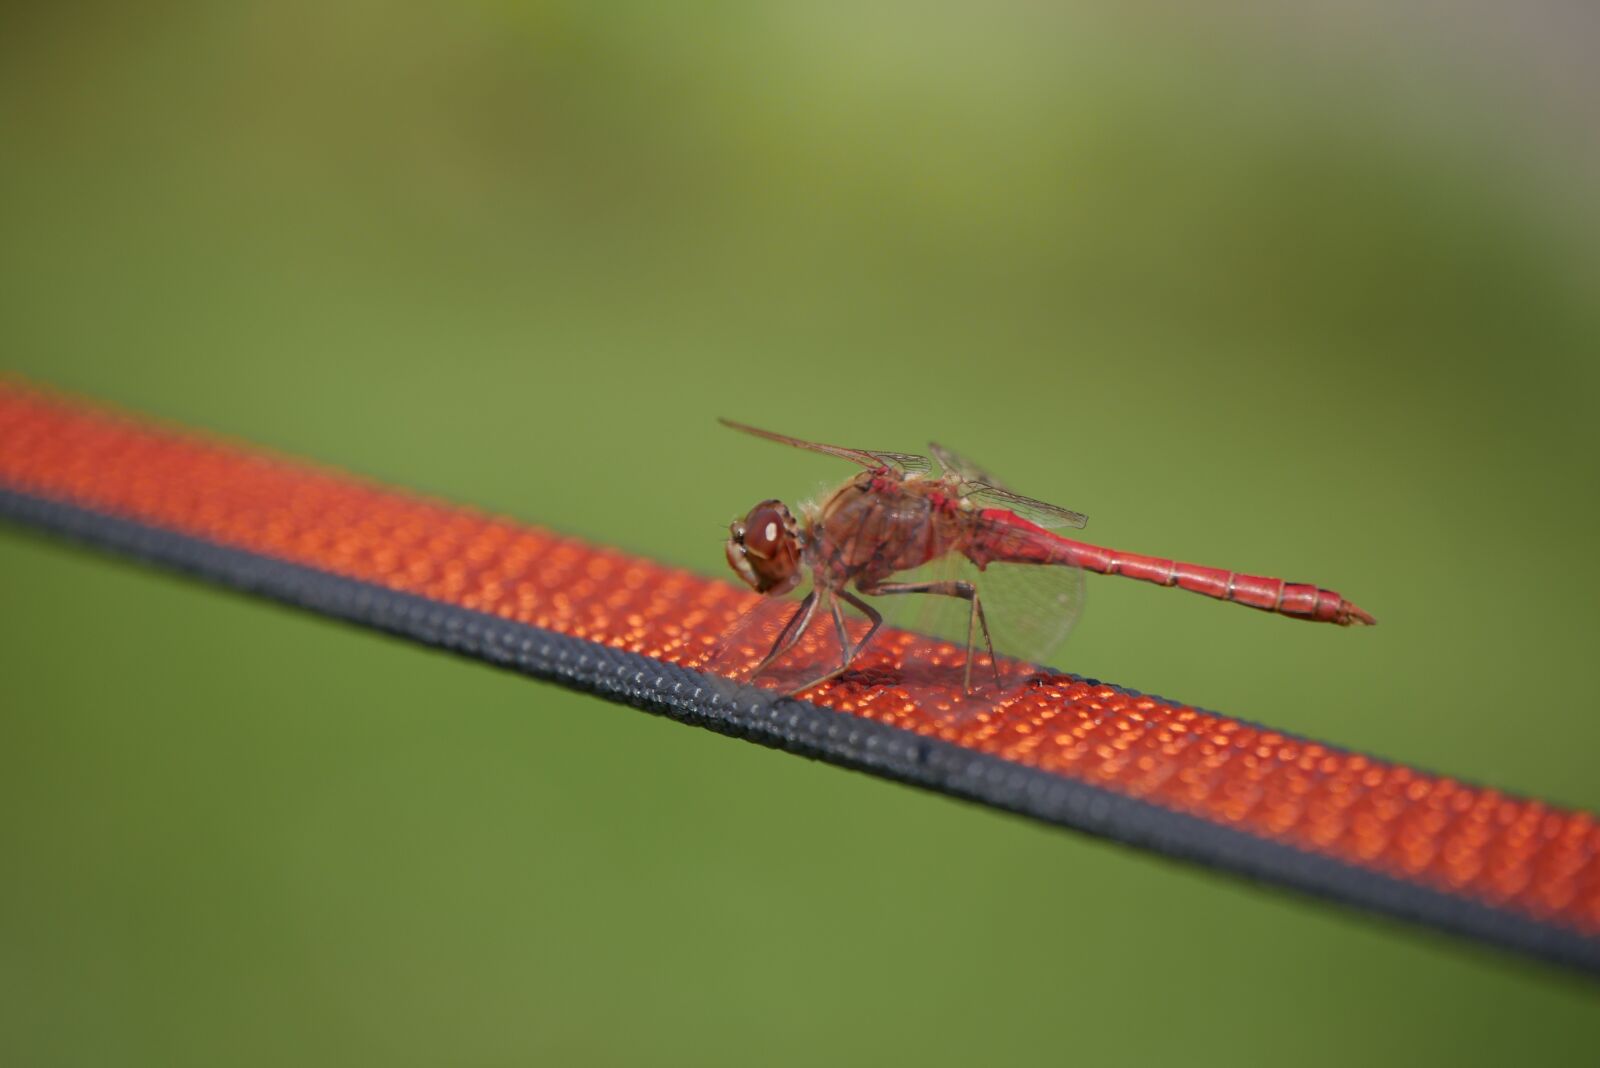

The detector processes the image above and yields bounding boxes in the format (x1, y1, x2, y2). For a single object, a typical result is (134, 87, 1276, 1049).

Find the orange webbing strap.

(1, 378, 1596, 975)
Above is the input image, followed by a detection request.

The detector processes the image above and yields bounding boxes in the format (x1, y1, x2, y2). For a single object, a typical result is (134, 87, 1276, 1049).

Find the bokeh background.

(3, 3, 1598, 1064)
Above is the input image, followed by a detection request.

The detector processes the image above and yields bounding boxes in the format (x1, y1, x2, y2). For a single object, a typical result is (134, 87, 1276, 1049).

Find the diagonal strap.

(2, 378, 1595, 976)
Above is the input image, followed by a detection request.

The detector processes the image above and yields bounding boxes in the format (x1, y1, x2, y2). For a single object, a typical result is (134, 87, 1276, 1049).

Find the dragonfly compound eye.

(725, 500, 801, 595)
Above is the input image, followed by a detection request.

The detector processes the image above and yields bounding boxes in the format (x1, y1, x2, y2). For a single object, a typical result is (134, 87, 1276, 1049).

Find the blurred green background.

(3, 3, 1598, 1064)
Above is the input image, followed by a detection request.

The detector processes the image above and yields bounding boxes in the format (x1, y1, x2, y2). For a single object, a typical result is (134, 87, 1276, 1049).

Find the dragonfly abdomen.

(1068, 543, 1374, 626)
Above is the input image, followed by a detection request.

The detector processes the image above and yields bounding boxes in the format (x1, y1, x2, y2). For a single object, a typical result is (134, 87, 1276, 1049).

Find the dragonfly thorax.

(726, 499, 804, 596)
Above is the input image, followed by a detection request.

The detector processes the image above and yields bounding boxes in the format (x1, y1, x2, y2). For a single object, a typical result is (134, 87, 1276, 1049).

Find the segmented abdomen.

(966, 508, 1375, 626)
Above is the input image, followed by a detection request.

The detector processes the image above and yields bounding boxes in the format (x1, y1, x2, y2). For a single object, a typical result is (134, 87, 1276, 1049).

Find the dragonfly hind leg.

(857, 579, 1001, 694)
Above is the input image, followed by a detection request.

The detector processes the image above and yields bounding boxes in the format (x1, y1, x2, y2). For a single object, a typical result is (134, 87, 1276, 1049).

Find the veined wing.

(928, 441, 1088, 530)
(964, 483, 1088, 530)
(869, 548, 1087, 693)
(720, 419, 934, 477)
(929, 442, 1010, 489)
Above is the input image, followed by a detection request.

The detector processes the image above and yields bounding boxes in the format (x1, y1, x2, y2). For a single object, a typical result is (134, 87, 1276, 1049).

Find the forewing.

(720, 418, 934, 477)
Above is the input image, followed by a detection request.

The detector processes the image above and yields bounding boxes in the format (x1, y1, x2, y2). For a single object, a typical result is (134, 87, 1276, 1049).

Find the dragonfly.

(718, 419, 1374, 695)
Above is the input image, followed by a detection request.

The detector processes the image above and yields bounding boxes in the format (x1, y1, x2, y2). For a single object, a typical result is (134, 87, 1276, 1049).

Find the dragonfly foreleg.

(753, 589, 819, 678)
(859, 579, 1001, 694)
(779, 589, 886, 694)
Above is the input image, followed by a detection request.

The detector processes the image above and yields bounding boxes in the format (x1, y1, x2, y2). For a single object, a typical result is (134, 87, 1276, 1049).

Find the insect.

(720, 419, 1374, 695)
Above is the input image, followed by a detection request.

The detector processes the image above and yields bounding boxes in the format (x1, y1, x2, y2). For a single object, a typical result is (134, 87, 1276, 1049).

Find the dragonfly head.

(727, 499, 803, 596)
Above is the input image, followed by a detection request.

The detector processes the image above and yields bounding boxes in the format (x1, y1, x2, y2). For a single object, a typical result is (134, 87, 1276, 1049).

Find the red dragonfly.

(719, 419, 1374, 695)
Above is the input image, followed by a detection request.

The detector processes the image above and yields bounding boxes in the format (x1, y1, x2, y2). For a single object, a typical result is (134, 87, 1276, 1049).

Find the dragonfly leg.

(836, 589, 884, 668)
(752, 590, 818, 678)
(831, 595, 854, 661)
(781, 589, 883, 695)
(859, 579, 1001, 694)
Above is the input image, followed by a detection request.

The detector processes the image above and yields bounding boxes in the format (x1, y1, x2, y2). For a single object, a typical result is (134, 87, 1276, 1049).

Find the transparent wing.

(973, 556, 1086, 671)
(927, 441, 1088, 530)
(928, 442, 1011, 488)
(963, 483, 1088, 530)
(870, 551, 1086, 694)
(720, 418, 934, 477)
